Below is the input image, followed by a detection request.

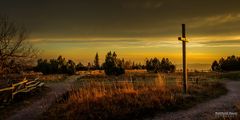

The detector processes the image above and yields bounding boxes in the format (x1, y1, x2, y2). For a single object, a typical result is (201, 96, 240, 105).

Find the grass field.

(42, 71, 227, 120)
(39, 74, 68, 83)
(218, 71, 240, 80)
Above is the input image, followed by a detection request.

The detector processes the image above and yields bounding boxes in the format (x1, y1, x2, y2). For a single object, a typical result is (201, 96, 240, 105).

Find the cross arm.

(178, 37, 189, 42)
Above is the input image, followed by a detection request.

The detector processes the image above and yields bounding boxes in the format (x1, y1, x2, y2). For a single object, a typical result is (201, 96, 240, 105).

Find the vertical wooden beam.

(182, 24, 187, 94)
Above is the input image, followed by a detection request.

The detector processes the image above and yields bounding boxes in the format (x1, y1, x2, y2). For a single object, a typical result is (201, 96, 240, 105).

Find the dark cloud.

(0, 0, 240, 39)
(31, 39, 143, 43)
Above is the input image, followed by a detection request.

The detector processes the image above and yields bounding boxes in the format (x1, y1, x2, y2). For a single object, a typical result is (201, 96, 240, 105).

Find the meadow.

(42, 70, 227, 120)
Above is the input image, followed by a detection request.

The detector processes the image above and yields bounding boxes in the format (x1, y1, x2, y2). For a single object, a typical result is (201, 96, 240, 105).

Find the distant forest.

(211, 55, 240, 71)
(34, 52, 176, 75)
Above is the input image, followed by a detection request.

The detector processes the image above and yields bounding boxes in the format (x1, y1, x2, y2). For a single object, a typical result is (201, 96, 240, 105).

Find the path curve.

(147, 80, 240, 120)
(6, 75, 80, 120)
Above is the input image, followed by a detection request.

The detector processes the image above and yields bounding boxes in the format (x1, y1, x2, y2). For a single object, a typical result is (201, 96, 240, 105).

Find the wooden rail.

(0, 77, 44, 103)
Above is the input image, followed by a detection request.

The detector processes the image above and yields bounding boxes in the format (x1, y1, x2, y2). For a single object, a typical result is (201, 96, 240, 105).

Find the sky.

(1, 0, 240, 65)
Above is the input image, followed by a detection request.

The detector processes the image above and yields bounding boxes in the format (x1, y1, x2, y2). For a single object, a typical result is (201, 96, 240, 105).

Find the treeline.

(35, 51, 176, 75)
(34, 56, 76, 75)
(34, 55, 101, 75)
(146, 57, 176, 73)
(211, 55, 240, 71)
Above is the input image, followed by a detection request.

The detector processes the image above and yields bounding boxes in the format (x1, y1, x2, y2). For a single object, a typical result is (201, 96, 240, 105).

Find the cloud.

(29, 38, 180, 49)
(200, 40, 240, 44)
(2, 0, 240, 39)
(193, 39, 240, 47)
(29, 39, 143, 44)
(31, 37, 240, 49)
(122, 0, 163, 9)
(188, 13, 240, 28)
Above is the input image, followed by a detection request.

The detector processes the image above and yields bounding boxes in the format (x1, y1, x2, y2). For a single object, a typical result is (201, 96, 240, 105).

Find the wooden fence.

(0, 77, 44, 103)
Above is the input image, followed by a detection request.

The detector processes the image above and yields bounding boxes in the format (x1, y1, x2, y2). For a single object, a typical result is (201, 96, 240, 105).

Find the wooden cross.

(178, 24, 188, 94)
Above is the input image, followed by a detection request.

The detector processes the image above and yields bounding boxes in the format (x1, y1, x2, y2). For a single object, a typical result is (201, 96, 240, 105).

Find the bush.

(76, 62, 87, 71)
(103, 51, 125, 76)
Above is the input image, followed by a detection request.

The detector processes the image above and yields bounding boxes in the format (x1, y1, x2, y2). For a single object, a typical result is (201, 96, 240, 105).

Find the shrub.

(76, 62, 87, 71)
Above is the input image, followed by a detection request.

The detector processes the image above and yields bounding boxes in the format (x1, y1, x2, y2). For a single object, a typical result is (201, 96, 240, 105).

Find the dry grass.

(214, 102, 240, 120)
(218, 71, 240, 80)
(235, 102, 240, 111)
(39, 74, 67, 82)
(234, 101, 240, 119)
(42, 73, 227, 120)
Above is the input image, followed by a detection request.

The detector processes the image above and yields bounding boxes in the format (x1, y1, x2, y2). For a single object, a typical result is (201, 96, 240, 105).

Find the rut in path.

(6, 75, 80, 120)
(146, 81, 240, 120)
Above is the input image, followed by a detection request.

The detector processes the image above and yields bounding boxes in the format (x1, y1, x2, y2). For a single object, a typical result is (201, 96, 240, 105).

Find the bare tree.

(0, 15, 37, 74)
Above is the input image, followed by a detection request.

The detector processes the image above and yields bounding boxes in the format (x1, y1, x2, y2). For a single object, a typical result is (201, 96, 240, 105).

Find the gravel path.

(147, 80, 240, 120)
(6, 75, 80, 120)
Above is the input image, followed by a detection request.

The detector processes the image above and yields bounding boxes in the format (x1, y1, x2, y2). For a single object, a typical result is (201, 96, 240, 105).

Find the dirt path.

(6, 75, 80, 120)
(147, 80, 240, 120)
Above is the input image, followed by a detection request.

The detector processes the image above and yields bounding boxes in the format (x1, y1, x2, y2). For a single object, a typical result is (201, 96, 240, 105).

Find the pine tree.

(94, 52, 100, 70)
(211, 60, 219, 71)
(103, 51, 125, 76)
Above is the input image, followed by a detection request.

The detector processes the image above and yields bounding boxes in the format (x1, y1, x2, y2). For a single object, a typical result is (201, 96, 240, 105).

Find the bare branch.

(0, 15, 38, 74)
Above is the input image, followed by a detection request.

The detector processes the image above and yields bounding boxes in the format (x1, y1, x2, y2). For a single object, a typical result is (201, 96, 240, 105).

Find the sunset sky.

(1, 0, 240, 65)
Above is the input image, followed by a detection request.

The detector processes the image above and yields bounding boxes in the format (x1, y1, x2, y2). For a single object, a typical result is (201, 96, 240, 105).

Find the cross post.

(178, 24, 188, 94)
